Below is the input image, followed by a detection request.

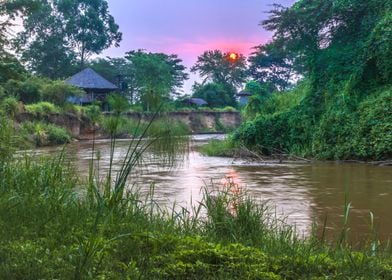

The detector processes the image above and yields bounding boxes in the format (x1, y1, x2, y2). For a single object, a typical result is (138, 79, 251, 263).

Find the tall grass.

(0, 115, 391, 279)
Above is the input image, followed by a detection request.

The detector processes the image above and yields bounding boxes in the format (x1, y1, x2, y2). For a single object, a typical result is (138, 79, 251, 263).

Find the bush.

(4, 78, 43, 104)
(63, 103, 84, 118)
(192, 83, 237, 108)
(1, 97, 20, 118)
(41, 81, 83, 106)
(20, 121, 71, 146)
(107, 93, 130, 115)
(85, 104, 102, 124)
(47, 124, 71, 144)
(25, 102, 61, 116)
(214, 106, 238, 112)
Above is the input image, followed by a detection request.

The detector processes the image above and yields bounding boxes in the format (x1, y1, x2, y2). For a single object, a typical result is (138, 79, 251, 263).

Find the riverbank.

(199, 138, 392, 166)
(15, 110, 241, 141)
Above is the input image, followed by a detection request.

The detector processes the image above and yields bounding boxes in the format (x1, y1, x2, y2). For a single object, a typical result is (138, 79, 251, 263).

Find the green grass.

(24, 101, 61, 116)
(0, 117, 392, 279)
(199, 139, 237, 157)
(20, 121, 71, 146)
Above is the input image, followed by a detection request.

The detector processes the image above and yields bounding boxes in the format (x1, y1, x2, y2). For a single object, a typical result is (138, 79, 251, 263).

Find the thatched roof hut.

(66, 68, 118, 105)
(184, 98, 208, 106)
(66, 68, 118, 91)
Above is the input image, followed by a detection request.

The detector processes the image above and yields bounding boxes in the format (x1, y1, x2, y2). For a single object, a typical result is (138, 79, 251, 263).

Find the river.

(31, 134, 392, 245)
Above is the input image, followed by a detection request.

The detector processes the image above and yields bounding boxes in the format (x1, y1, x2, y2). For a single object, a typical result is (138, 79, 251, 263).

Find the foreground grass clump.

(0, 119, 392, 279)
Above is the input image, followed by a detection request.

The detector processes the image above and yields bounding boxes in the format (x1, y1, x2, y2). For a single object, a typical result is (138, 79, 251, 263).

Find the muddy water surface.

(34, 135, 392, 244)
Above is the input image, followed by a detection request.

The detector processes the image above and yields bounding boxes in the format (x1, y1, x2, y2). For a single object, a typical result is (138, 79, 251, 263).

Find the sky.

(103, 0, 296, 93)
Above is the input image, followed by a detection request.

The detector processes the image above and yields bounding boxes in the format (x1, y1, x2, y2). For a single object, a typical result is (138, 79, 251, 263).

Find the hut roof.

(65, 68, 118, 90)
(184, 98, 208, 106)
(237, 90, 252, 97)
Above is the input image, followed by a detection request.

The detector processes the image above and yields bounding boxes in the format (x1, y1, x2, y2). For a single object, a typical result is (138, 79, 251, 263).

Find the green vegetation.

(25, 102, 61, 116)
(0, 0, 391, 278)
(0, 119, 392, 279)
(234, 85, 392, 159)
(125, 50, 189, 111)
(233, 0, 392, 161)
(20, 121, 71, 146)
(192, 82, 237, 108)
(200, 138, 237, 157)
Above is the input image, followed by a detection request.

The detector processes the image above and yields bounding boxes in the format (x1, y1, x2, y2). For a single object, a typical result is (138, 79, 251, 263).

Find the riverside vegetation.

(1, 116, 392, 279)
(203, 0, 391, 161)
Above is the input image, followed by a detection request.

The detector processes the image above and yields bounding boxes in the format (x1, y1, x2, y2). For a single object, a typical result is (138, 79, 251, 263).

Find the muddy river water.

(33, 135, 392, 244)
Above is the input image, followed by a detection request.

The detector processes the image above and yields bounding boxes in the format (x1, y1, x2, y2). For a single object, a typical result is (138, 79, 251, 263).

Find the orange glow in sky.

(229, 52, 238, 61)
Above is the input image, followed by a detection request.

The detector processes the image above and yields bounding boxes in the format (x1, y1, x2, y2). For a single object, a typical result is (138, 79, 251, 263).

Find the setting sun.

(229, 52, 238, 61)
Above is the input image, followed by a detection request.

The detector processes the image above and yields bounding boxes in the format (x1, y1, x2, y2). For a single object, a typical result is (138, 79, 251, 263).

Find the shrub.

(234, 77, 391, 160)
(85, 104, 103, 124)
(46, 124, 71, 145)
(25, 102, 61, 116)
(4, 78, 43, 104)
(1, 97, 20, 118)
(107, 93, 130, 115)
(192, 82, 237, 108)
(20, 121, 70, 146)
(41, 81, 83, 106)
(63, 103, 84, 118)
(214, 106, 238, 112)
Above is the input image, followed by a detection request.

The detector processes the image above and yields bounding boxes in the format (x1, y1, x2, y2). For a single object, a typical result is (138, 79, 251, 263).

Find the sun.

(229, 52, 238, 61)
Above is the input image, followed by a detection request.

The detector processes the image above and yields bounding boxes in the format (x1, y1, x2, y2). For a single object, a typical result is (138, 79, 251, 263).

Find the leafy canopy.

(125, 50, 188, 111)
(191, 50, 247, 88)
(13, 0, 122, 78)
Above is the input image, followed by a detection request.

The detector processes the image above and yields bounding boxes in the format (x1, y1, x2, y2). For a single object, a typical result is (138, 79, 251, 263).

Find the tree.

(262, 0, 389, 88)
(125, 50, 188, 111)
(0, 0, 40, 52)
(191, 50, 247, 88)
(89, 57, 130, 88)
(14, 0, 122, 77)
(0, 0, 39, 83)
(248, 39, 298, 91)
(13, 1, 78, 79)
(57, 0, 122, 67)
(89, 57, 140, 104)
(192, 82, 236, 108)
(245, 81, 272, 100)
(0, 53, 26, 84)
(243, 81, 272, 119)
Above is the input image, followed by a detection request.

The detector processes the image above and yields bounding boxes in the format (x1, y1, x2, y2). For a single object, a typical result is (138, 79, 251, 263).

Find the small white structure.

(237, 90, 252, 106)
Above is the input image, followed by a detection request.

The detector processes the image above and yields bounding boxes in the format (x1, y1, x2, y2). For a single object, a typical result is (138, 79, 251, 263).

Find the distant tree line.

(7, 0, 388, 113)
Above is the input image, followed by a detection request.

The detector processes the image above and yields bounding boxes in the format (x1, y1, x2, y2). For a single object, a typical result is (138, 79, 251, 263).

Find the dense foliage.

(235, 0, 392, 160)
(191, 50, 247, 88)
(125, 50, 189, 111)
(192, 82, 237, 108)
(12, 0, 122, 77)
